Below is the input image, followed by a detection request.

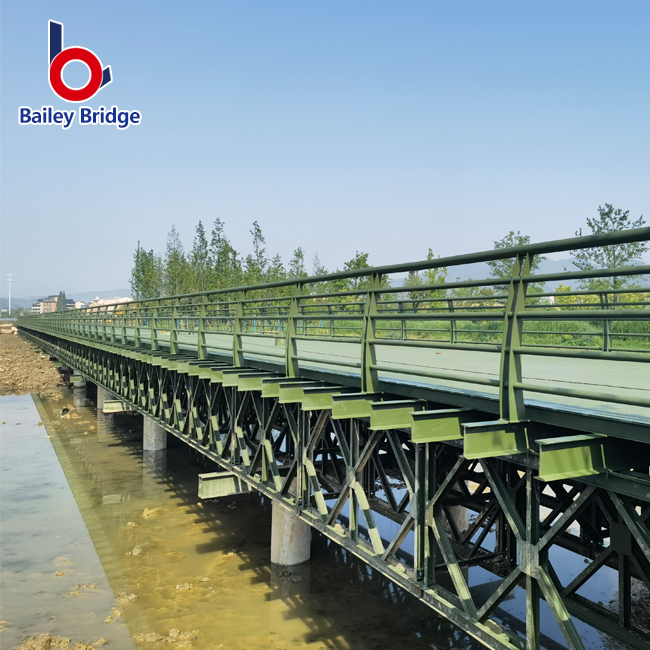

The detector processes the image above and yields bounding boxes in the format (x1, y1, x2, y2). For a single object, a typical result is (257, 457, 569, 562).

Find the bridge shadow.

(35, 389, 482, 650)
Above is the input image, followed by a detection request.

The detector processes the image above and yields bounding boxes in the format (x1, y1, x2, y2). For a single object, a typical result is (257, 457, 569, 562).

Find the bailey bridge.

(18, 229, 650, 650)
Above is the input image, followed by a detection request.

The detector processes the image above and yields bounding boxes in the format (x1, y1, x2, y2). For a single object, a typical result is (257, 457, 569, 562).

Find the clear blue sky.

(1, 1, 649, 298)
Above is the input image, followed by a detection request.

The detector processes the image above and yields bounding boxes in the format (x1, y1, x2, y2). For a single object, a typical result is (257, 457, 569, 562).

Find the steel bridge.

(18, 228, 650, 650)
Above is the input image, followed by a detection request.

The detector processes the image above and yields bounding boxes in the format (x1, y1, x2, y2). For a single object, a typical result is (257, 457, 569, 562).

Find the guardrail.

(18, 228, 650, 423)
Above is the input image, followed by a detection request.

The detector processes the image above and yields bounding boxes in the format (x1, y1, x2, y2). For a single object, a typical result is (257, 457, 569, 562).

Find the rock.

(15, 633, 52, 650)
(142, 508, 158, 519)
(131, 545, 143, 556)
(93, 640, 108, 648)
(104, 616, 114, 624)
(54, 571, 65, 577)
(175, 583, 193, 591)
(115, 592, 138, 606)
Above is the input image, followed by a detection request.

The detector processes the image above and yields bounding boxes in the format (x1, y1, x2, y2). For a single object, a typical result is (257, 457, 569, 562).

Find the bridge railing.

(19, 227, 650, 423)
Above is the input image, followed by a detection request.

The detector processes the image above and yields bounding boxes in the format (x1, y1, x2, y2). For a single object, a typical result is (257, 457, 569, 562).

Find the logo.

(48, 21, 112, 103)
(18, 21, 141, 130)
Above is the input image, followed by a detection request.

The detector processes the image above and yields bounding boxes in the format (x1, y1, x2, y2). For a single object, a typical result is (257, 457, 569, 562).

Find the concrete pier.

(96, 386, 111, 411)
(73, 381, 87, 408)
(143, 416, 167, 451)
(271, 487, 311, 566)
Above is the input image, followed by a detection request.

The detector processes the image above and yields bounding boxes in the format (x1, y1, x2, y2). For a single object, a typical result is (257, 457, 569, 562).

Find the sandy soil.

(12, 633, 107, 649)
(0, 334, 64, 396)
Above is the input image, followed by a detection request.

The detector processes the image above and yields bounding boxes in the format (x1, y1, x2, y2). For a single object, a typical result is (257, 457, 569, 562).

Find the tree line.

(130, 205, 647, 302)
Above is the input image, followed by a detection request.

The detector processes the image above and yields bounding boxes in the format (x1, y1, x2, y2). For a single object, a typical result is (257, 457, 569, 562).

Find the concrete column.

(447, 506, 469, 536)
(271, 487, 311, 566)
(143, 416, 167, 451)
(73, 382, 87, 409)
(96, 386, 110, 411)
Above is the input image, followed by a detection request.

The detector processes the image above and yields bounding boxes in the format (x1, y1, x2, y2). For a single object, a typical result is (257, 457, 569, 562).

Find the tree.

(487, 231, 545, 279)
(188, 221, 210, 292)
(310, 253, 329, 296)
(288, 247, 308, 280)
(163, 225, 189, 296)
(572, 204, 648, 292)
(56, 291, 68, 311)
(131, 243, 163, 299)
(244, 221, 268, 286)
(332, 251, 372, 292)
(403, 250, 449, 301)
(554, 284, 577, 306)
(266, 253, 287, 287)
(487, 231, 546, 295)
(209, 218, 241, 290)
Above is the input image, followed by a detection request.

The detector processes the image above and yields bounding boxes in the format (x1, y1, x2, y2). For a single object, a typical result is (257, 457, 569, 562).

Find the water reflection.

(28, 389, 478, 650)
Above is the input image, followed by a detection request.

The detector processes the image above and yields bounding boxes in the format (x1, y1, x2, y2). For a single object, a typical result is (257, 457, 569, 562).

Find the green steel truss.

(18, 228, 650, 650)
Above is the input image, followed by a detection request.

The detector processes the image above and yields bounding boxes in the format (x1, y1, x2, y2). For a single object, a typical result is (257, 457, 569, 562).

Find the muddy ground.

(0, 334, 64, 396)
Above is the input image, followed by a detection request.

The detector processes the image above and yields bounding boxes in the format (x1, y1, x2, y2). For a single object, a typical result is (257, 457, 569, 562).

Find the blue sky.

(1, 1, 649, 298)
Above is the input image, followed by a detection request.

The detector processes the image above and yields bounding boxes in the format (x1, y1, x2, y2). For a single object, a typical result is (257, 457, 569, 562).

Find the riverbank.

(0, 334, 63, 396)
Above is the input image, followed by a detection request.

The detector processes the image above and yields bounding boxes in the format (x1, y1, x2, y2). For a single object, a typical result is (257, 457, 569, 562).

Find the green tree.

(554, 284, 577, 306)
(266, 253, 287, 288)
(56, 291, 68, 311)
(403, 250, 449, 301)
(572, 204, 648, 292)
(188, 221, 210, 292)
(310, 253, 329, 296)
(163, 225, 189, 296)
(244, 221, 268, 286)
(288, 247, 308, 280)
(487, 231, 546, 294)
(209, 218, 241, 290)
(131, 243, 163, 299)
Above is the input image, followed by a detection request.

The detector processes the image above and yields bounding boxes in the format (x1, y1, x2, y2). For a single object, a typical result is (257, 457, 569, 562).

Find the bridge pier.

(72, 381, 86, 408)
(96, 386, 110, 411)
(271, 481, 311, 566)
(143, 416, 167, 451)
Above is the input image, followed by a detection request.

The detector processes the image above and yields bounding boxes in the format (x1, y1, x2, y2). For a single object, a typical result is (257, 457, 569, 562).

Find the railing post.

(499, 254, 531, 423)
(600, 292, 610, 352)
(133, 303, 140, 349)
(232, 292, 245, 367)
(121, 304, 127, 344)
(447, 298, 456, 344)
(361, 272, 382, 393)
(151, 302, 158, 351)
(198, 294, 208, 360)
(286, 283, 302, 378)
(101, 306, 107, 342)
(170, 301, 178, 355)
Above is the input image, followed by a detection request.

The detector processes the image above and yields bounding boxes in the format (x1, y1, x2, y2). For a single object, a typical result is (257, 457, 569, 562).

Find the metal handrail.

(18, 228, 650, 423)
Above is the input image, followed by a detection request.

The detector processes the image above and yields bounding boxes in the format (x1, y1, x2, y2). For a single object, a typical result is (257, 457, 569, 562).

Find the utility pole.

(7, 274, 12, 316)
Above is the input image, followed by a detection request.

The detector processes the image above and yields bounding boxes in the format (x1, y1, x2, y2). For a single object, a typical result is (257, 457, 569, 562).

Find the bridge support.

(271, 482, 311, 566)
(96, 386, 110, 411)
(143, 416, 167, 451)
(72, 380, 86, 408)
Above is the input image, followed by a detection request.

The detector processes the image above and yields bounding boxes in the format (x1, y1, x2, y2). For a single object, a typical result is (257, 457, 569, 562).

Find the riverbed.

(2, 390, 478, 650)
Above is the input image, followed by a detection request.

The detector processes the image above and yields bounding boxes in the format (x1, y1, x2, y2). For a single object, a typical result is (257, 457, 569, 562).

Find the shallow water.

(0, 389, 624, 650)
(2, 390, 477, 650)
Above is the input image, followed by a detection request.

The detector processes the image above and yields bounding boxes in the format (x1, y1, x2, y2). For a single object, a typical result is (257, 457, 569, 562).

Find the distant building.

(87, 296, 132, 312)
(31, 295, 75, 313)
(74, 301, 88, 309)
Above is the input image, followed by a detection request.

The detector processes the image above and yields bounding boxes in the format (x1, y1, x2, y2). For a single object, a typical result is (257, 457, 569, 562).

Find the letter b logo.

(48, 21, 112, 102)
